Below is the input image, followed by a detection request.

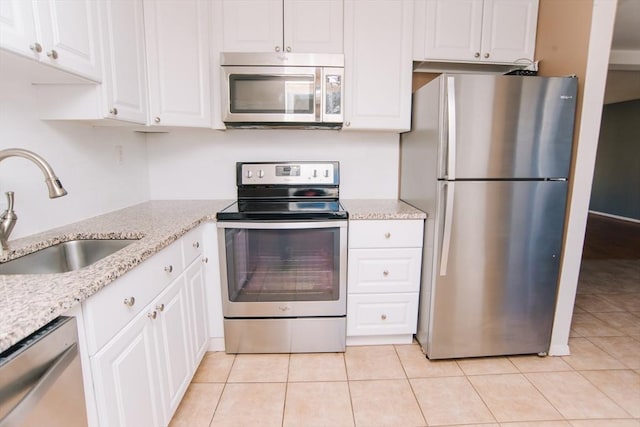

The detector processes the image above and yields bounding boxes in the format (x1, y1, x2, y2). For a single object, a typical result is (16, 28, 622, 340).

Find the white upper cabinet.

(343, 0, 413, 132)
(99, 0, 148, 124)
(218, 0, 343, 53)
(144, 0, 211, 127)
(0, 0, 101, 81)
(414, 0, 539, 64)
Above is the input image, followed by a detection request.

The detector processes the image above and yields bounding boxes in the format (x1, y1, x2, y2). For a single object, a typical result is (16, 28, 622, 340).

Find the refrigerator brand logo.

(560, 95, 574, 100)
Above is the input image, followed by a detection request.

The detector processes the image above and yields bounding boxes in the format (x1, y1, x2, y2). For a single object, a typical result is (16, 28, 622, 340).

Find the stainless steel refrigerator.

(400, 74, 578, 359)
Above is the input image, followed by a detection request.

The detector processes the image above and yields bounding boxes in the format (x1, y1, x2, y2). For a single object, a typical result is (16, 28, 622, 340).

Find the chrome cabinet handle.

(154, 117, 161, 123)
(109, 108, 118, 115)
(164, 265, 173, 273)
(156, 303, 165, 312)
(123, 297, 135, 307)
(193, 241, 200, 249)
(47, 50, 58, 59)
(286, 46, 291, 52)
(484, 52, 490, 59)
(202, 257, 209, 264)
(345, 121, 351, 127)
(30, 42, 42, 53)
(474, 52, 480, 58)
(148, 311, 157, 320)
(275, 46, 281, 52)
(384, 232, 391, 239)
(381, 314, 387, 320)
(383, 270, 389, 277)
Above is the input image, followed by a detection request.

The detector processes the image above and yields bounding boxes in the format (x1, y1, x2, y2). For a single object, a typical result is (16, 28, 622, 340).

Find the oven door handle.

(216, 221, 347, 230)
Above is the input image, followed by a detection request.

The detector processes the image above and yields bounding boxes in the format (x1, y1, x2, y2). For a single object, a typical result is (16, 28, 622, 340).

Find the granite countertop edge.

(0, 198, 426, 353)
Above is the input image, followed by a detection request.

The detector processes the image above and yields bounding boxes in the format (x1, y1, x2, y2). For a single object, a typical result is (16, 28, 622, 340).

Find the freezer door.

(426, 180, 567, 359)
(442, 74, 577, 179)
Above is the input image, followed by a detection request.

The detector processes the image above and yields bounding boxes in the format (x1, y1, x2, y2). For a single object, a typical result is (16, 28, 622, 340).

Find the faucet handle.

(5, 191, 15, 212)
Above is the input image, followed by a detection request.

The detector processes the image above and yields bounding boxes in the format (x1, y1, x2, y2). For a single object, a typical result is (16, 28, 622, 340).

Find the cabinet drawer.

(182, 227, 204, 266)
(83, 262, 154, 355)
(347, 293, 418, 336)
(348, 248, 422, 293)
(149, 240, 184, 293)
(349, 220, 424, 248)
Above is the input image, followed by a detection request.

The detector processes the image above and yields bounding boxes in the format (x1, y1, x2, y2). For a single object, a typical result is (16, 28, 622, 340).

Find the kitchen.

(1, 0, 636, 426)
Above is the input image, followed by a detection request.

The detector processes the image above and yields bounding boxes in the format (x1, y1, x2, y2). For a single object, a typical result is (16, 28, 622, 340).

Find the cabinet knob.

(484, 53, 490, 59)
(193, 241, 200, 249)
(164, 265, 173, 273)
(30, 42, 42, 53)
(47, 49, 59, 59)
(383, 270, 389, 277)
(345, 122, 351, 127)
(381, 314, 387, 320)
(123, 297, 136, 307)
(202, 256, 209, 264)
(474, 52, 480, 58)
(384, 232, 391, 239)
(286, 46, 292, 52)
(156, 303, 165, 312)
(275, 46, 281, 52)
(109, 107, 118, 116)
(154, 117, 161, 123)
(148, 311, 157, 320)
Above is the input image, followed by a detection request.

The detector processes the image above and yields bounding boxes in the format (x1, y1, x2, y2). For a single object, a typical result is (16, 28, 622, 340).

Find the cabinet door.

(185, 258, 209, 367)
(219, 0, 282, 53)
(35, 0, 101, 81)
(91, 311, 163, 427)
(480, 0, 538, 63)
(144, 0, 211, 127)
(343, 0, 413, 131)
(284, 0, 343, 53)
(0, 0, 38, 58)
(153, 277, 192, 423)
(99, 0, 148, 123)
(422, 0, 483, 61)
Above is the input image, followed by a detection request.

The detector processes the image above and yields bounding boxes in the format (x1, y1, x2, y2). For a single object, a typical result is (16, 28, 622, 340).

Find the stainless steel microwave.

(221, 53, 344, 129)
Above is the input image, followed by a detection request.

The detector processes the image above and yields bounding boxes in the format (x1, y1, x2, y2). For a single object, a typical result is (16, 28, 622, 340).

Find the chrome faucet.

(0, 148, 68, 250)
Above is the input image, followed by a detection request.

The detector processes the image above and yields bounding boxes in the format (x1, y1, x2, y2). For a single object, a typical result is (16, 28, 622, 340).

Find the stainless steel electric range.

(216, 161, 348, 353)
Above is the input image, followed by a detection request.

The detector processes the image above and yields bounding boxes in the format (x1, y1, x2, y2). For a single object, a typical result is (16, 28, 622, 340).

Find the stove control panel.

(239, 162, 338, 185)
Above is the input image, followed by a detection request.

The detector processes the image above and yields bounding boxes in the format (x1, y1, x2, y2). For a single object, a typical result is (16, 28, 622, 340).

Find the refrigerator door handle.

(439, 181, 455, 276)
(446, 76, 457, 180)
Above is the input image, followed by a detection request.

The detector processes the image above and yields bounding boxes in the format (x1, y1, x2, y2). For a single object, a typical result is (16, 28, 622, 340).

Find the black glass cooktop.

(216, 200, 348, 221)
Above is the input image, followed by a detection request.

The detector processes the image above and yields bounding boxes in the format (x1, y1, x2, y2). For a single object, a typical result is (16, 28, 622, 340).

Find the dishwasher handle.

(0, 343, 78, 427)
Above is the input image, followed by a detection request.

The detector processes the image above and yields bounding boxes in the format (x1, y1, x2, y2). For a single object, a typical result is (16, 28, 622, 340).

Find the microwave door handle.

(316, 68, 322, 123)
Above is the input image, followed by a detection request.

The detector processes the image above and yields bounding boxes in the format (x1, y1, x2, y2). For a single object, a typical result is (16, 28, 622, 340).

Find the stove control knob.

(258, 169, 264, 178)
(246, 170, 253, 179)
(312, 169, 318, 178)
(324, 169, 329, 178)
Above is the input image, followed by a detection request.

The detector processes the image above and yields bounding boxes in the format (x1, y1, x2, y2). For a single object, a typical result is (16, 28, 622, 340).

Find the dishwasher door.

(0, 316, 87, 427)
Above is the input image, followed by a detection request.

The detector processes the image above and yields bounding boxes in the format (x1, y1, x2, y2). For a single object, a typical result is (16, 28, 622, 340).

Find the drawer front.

(347, 293, 419, 336)
(83, 262, 154, 355)
(182, 226, 204, 266)
(348, 248, 422, 293)
(149, 240, 184, 293)
(348, 220, 424, 248)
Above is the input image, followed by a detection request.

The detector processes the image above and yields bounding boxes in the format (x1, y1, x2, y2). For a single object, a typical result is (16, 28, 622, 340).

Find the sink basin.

(0, 239, 138, 275)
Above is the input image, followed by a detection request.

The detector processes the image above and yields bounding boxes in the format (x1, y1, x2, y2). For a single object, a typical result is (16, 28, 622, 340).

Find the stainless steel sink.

(0, 239, 138, 275)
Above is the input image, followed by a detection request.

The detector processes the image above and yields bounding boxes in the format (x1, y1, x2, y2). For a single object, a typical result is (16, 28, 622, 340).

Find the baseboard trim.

(207, 337, 225, 352)
(589, 210, 640, 224)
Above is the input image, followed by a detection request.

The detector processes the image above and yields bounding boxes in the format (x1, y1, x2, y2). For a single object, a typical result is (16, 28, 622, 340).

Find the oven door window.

(229, 74, 315, 114)
(224, 227, 340, 302)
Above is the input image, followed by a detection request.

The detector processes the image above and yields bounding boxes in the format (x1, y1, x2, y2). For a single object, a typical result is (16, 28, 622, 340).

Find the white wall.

(146, 128, 400, 200)
(0, 59, 150, 240)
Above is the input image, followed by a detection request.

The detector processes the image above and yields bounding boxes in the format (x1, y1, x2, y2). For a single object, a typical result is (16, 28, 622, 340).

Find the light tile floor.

(170, 259, 640, 426)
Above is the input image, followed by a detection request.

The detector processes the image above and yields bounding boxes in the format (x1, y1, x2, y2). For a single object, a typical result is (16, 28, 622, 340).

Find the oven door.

(217, 221, 347, 317)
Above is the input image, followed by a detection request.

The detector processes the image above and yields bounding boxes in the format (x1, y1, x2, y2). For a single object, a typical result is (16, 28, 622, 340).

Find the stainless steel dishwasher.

(0, 316, 87, 427)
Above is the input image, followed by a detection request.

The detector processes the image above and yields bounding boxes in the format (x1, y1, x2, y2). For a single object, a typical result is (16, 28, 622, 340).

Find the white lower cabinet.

(347, 220, 424, 345)
(84, 226, 210, 427)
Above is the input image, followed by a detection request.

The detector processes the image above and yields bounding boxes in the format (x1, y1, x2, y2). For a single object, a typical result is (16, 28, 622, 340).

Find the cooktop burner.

(217, 161, 348, 221)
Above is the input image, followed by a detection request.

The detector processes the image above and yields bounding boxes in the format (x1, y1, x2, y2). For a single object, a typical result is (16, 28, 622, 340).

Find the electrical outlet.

(115, 145, 125, 166)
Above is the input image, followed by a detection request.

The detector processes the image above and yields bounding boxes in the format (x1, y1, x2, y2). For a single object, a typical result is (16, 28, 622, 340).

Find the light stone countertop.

(0, 198, 425, 353)
(0, 200, 233, 353)
(342, 199, 427, 220)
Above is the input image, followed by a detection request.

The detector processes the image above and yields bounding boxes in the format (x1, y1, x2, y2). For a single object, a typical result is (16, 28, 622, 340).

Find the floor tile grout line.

(572, 368, 636, 419)
(280, 353, 291, 427)
(520, 371, 570, 422)
(208, 353, 236, 427)
(392, 344, 428, 427)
